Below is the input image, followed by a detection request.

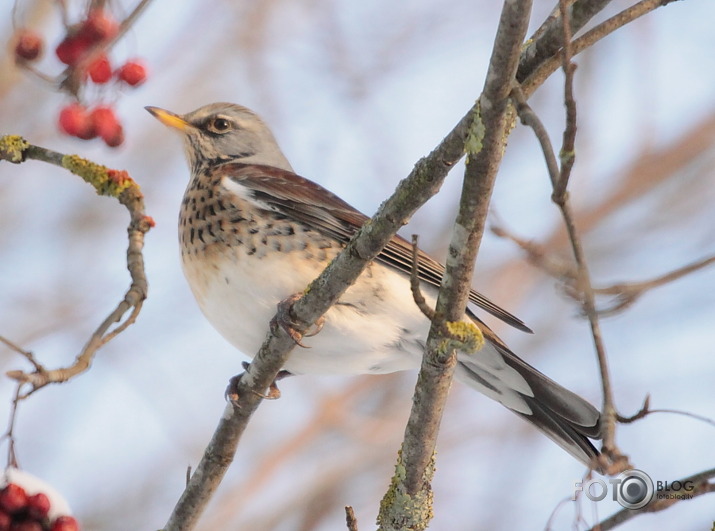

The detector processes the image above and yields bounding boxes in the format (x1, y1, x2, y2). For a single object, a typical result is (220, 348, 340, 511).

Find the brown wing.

(219, 162, 532, 333)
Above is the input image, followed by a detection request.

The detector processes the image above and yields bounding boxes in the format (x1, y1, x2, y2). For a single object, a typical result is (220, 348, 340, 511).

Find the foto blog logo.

(574, 469, 654, 509)
(572, 469, 696, 510)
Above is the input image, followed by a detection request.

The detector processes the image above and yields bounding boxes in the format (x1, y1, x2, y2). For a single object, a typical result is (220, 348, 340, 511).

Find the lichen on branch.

(377, 448, 435, 531)
(0, 135, 30, 163)
(61, 154, 137, 197)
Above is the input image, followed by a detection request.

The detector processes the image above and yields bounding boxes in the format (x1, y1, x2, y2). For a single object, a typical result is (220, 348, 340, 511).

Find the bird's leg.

(271, 293, 325, 347)
(225, 362, 294, 404)
(225, 374, 243, 406)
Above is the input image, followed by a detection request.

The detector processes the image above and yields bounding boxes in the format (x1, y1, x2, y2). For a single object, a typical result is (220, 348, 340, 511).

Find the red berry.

(0, 484, 27, 514)
(14, 30, 43, 62)
(87, 54, 112, 83)
(55, 36, 90, 66)
(82, 10, 119, 42)
(49, 516, 79, 531)
(25, 493, 50, 520)
(9, 520, 43, 531)
(89, 106, 119, 136)
(116, 60, 147, 87)
(0, 511, 10, 531)
(58, 103, 95, 139)
(89, 106, 124, 147)
(103, 126, 124, 148)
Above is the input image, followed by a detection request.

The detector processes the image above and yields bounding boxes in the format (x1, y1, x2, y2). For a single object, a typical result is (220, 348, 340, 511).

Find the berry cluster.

(0, 484, 79, 531)
(12, 7, 148, 148)
(58, 103, 124, 146)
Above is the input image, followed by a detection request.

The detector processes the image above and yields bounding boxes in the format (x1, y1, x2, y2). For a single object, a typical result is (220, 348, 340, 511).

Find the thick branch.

(377, 1, 532, 529)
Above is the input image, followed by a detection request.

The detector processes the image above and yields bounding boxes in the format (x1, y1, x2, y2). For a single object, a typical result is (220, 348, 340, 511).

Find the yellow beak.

(145, 106, 191, 131)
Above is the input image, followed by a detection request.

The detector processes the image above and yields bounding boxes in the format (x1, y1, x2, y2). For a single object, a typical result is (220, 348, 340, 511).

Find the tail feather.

(457, 356, 602, 469)
(504, 349, 602, 439)
(456, 314, 602, 469)
(516, 394, 601, 468)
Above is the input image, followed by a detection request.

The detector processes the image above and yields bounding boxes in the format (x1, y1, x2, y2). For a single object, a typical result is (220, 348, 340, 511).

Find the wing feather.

(218, 162, 531, 332)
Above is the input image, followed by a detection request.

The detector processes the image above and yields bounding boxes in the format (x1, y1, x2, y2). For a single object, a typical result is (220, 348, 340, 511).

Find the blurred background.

(1, 1, 714, 530)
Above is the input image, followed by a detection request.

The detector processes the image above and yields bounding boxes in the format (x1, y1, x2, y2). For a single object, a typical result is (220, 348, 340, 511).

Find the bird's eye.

(208, 117, 232, 133)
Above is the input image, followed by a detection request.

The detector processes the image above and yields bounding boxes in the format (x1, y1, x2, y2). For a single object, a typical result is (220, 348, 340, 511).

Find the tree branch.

(592, 254, 715, 315)
(377, 1, 533, 529)
(345, 506, 359, 531)
(0, 136, 151, 396)
(514, 88, 626, 474)
(522, 0, 684, 98)
(517, 0, 614, 83)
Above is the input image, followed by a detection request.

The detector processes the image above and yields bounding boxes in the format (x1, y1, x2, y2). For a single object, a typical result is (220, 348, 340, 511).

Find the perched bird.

(146, 102, 602, 467)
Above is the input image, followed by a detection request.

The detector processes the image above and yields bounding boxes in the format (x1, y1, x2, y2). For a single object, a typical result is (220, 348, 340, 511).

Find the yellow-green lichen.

(377, 449, 435, 531)
(559, 148, 575, 167)
(438, 321, 484, 356)
(464, 102, 485, 162)
(61, 154, 135, 197)
(503, 102, 517, 154)
(0, 135, 30, 163)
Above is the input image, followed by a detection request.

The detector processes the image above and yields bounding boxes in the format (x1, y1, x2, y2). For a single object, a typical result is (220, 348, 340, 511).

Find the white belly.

(181, 246, 430, 375)
(182, 241, 538, 416)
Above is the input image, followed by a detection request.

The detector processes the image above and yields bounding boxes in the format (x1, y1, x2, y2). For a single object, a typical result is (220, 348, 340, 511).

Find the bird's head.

(146, 102, 293, 173)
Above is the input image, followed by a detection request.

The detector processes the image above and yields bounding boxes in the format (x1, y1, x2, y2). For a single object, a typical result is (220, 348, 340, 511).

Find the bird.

(146, 102, 602, 468)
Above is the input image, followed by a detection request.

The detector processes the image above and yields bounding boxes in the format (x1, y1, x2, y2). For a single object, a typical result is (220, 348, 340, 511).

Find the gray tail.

(456, 327, 602, 470)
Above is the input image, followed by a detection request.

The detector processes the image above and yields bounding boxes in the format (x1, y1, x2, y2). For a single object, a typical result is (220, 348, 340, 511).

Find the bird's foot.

(271, 293, 325, 347)
(225, 363, 293, 405)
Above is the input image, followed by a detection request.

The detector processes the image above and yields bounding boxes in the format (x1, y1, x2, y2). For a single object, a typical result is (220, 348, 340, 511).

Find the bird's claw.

(271, 293, 324, 347)
(225, 362, 292, 403)
(304, 315, 325, 338)
(225, 373, 243, 406)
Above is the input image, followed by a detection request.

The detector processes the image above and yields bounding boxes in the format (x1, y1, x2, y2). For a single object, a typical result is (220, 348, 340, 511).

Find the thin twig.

(551, 5, 624, 471)
(518, 0, 613, 83)
(409, 235, 479, 345)
(345, 506, 359, 531)
(0, 137, 151, 396)
(491, 223, 715, 316)
(513, 81, 626, 472)
(593, 254, 715, 315)
(644, 410, 715, 428)
(0, 336, 42, 373)
(511, 86, 561, 185)
(523, 0, 682, 98)
(409, 235, 437, 320)
(555, 0, 577, 199)
(617, 395, 715, 428)
(544, 494, 579, 531)
(0, 385, 23, 469)
(615, 395, 651, 423)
